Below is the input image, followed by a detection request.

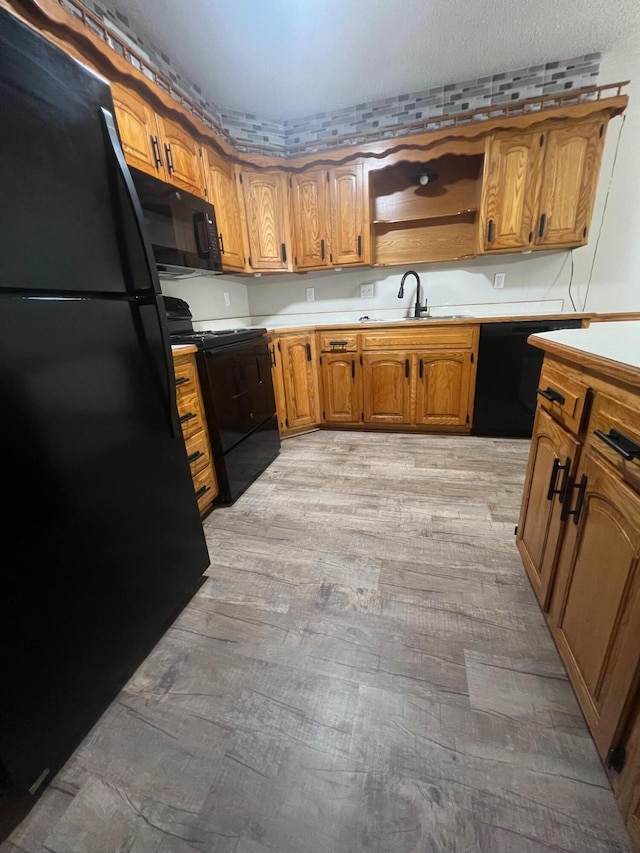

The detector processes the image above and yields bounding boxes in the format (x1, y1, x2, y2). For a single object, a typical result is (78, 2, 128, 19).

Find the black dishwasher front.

(472, 319, 583, 437)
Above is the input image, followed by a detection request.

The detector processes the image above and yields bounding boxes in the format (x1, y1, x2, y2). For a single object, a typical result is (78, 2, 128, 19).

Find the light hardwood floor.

(1, 431, 632, 852)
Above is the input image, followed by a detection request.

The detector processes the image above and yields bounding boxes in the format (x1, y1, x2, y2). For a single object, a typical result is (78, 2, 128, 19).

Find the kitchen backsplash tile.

(77, 0, 600, 155)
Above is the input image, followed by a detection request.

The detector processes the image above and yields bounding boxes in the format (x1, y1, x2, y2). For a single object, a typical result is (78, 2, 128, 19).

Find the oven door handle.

(100, 107, 181, 440)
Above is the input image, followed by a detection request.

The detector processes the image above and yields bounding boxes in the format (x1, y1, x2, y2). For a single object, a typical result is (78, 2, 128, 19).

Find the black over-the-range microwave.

(130, 167, 223, 278)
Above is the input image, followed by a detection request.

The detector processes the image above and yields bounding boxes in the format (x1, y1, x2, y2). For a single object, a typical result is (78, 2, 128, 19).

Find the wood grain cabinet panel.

(292, 169, 330, 270)
(111, 82, 164, 179)
(362, 352, 412, 424)
(549, 449, 640, 759)
(239, 170, 291, 271)
(535, 119, 606, 248)
(321, 353, 362, 423)
(480, 131, 544, 251)
(617, 706, 640, 848)
(414, 351, 472, 427)
(517, 408, 581, 608)
(329, 163, 365, 265)
(279, 334, 320, 429)
(203, 149, 246, 271)
(172, 350, 218, 514)
(155, 115, 204, 197)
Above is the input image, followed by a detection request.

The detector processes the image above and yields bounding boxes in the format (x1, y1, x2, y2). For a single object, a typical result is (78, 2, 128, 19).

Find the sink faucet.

(398, 270, 429, 318)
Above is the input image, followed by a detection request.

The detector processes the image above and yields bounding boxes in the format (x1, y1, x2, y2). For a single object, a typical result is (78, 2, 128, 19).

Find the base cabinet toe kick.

(516, 341, 640, 850)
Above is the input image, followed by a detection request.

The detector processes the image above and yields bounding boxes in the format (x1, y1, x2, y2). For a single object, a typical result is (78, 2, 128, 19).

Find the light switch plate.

(493, 272, 506, 289)
(306, 287, 315, 302)
(223, 291, 231, 307)
(360, 283, 375, 299)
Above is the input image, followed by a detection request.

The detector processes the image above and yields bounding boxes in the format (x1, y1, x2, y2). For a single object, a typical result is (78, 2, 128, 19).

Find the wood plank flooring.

(1, 431, 632, 852)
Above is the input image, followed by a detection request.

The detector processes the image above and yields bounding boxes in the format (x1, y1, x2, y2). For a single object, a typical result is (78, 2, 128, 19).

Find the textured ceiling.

(113, 0, 640, 118)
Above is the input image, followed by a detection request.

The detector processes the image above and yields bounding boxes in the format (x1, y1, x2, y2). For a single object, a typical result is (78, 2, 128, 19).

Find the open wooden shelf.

(372, 208, 478, 226)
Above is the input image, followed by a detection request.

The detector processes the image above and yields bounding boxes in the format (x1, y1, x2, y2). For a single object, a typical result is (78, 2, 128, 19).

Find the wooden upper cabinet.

(292, 170, 330, 270)
(155, 115, 205, 198)
(321, 352, 362, 423)
(549, 449, 640, 759)
(479, 131, 544, 251)
(111, 83, 204, 197)
(279, 334, 320, 429)
(517, 408, 581, 608)
(239, 170, 291, 271)
(362, 352, 412, 424)
(414, 351, 472, 427)
(535, 119, 606, 248)
(329, 163, 365, 265)
(111, 82, 164, 179)
(203, 149, 246, 271)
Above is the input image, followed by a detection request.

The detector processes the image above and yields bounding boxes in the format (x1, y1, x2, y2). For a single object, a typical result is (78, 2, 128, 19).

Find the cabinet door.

(535, 120, 606, 248)
(516, 408, 580, 608)
(321, 353, 362, 423)
(617, 705, 640, 849)
(111, 83, 164, 179)
(329, 163, 365, 265)
(239, 170, 291, 271)
(155, 115, 204, 198)
(269, 338, 288, 434)
(479, 131, 544, 252)
(292, 169, 330, 270)
(550, 450, 640, 758)
(204, 150, 246, 271)
(280, 334, 320, 429)
(415, 351, 472, 427)
(362, 352, 412, 424)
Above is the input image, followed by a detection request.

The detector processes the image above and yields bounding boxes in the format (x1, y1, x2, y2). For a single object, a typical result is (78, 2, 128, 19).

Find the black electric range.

(164, 296, 280, 504)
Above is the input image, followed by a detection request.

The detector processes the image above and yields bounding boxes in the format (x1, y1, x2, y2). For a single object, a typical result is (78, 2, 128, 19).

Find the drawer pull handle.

(195, 485, 210, 500)
(329, 340, 348, 347)
(594, 429, 640, 461)
(562, 473, 588, 525)
(179, 412, 197, 424)
(175, 376, 190, 386)
(187, 450, 204, 464)
(547, 456, 571, 503)
(537, 386, 565, 406)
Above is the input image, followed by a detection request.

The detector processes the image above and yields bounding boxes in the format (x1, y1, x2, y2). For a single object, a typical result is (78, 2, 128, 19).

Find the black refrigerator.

(0, 10, 210, 794)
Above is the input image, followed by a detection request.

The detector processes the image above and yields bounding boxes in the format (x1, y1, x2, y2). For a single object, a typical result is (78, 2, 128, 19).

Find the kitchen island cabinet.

(516, 321, 640, 845)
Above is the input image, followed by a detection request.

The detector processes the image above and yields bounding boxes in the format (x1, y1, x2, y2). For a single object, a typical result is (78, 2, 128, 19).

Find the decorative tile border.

(75, 0, 600, 156)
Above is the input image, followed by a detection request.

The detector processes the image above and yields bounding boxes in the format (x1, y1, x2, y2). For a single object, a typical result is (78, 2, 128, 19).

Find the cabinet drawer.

(192, 464, 217, 511)
(177, 392, 202, 439)
(587, 393, 640, 491)
(174, 357, 198, 399)
(361, 325, 475, 350)
(318, 332, 358, 352)
(537, 361, 589, 435)
(184, 430, 211, 476)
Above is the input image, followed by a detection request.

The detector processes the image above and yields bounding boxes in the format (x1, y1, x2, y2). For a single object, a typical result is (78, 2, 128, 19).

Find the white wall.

(160, 273, 251, 329)
(162, 36, 640, 330)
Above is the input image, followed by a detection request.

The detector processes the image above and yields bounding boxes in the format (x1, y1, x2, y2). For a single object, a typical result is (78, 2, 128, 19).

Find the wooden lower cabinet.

(273, 333, 320, 432)
(172, 348, 218, 514)
(517, 408, 580, 607)
(617, 707, 640, 848)
(415, 351, 473, 427)
(549, 448, 640, 759)
(362, 352, 412, 424)
(321, 353, 362, 423)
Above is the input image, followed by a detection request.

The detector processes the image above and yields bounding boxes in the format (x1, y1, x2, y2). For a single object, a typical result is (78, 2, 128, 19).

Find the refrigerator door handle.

(100, 107, 181, 440)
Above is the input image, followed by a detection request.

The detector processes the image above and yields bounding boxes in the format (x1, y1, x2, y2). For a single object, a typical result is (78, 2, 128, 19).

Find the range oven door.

(199, 338, 276, 454)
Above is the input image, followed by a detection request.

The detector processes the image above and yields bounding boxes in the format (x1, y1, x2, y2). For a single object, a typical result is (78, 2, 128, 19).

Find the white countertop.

(531, 321, 640, 371)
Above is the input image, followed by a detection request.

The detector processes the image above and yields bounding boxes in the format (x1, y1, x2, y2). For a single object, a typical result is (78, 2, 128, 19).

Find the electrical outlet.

(493, 272, 506, 289)
(306, 287, 315, 302)
(360, 283, 374, 299)
(223, 291, 231, 307)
